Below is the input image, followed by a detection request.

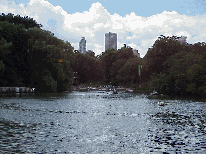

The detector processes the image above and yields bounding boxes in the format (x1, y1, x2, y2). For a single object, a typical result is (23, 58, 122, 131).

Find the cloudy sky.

(1, 0, 206, 57)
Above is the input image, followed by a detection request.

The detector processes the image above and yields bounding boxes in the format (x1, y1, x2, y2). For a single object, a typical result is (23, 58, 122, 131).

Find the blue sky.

(1, 0, 206, 57)
(12, 0, 205, 17)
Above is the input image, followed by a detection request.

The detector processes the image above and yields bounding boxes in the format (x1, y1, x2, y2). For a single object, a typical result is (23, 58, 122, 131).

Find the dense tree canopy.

(142, 35, 206, 96)
(99, 47, 141, 86)
(71, 51, 103, 83)
(2, 13, 205, 96)
(0, 13, 73, 92)
(27, 28, 74, 92)
(0, 13, 42, 29)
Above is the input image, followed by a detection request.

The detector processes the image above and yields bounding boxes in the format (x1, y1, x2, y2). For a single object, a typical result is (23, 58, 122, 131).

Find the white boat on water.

(150, 90, 159, 95)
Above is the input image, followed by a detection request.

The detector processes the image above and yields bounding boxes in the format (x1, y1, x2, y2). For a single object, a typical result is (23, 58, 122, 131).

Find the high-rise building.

(105, 32, 117, 51)
(79, 37, 86, 54)
(133, 49, 140, 58)
(178, 36, 187, 45)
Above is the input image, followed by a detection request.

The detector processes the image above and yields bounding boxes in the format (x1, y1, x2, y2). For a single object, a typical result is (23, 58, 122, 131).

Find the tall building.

(79, 37, 86, 54)
(105, 32, 117, 51)
(178, 36, 187, 45)
(133, 49, 140, 58)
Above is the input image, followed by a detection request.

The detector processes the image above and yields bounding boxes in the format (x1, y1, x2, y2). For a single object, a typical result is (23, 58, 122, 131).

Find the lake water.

(0, 91, 205, 153)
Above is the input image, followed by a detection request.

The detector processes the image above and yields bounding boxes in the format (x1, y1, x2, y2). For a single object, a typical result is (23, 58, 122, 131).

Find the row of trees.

(71, 47, 142, 87)
(0, 13, 142, 92)
(99, 47, 142, 86)
(3, 13, 205, 96)
(141, 35, 206, 96)
(0, 13, 74, 92)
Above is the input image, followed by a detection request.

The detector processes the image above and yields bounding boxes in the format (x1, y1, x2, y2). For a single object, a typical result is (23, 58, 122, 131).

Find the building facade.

(133, 49, 140, 58)
(79, 37, 86, 54)
(105, 32, 117, 51)
(178, 36, 187, 45)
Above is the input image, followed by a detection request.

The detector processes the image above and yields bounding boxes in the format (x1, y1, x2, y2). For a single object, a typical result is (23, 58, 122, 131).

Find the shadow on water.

(0, 92, 71, 100)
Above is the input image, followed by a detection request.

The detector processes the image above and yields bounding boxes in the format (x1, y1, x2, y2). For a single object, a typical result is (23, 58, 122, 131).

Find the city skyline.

(1, 0, 206, 57)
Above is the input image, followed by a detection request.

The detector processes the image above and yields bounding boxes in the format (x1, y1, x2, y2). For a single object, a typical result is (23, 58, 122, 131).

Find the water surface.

(0, 91, 205, 153)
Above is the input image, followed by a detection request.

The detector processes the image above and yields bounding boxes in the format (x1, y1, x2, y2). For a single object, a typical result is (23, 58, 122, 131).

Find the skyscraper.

(105, 32, 117, 51)
(79, 37, 86, 54)
(178, 36, 187, 45)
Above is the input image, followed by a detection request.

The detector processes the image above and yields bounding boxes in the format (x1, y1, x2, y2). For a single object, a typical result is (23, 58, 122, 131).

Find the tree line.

(1, 13, 205, 96)
(72, 46, 142, 87)
(0, 13, 142, 92)
(141, 35, 206, 96)
(0, 13, 74, 92)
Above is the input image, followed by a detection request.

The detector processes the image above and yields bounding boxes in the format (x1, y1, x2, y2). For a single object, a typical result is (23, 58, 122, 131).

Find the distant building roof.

(178, 36, 187, 45)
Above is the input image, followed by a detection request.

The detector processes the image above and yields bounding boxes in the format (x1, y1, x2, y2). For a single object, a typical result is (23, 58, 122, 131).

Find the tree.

(117, 46, 135, 60)
(117, 57, 142, 86)
(0, 21, 30, 86)
(0, 13, 75, 92)
(27, 28, 74, 92)
(141, 35, 185, 82)
(0, 13, 42, 29)
(100, 48, 118, 83)
(72, 51, 103, 84)
(142, 35, 206, 96)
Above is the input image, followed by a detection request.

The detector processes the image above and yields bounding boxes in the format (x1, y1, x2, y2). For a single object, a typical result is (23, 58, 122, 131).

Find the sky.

(1, 0, 206, 57)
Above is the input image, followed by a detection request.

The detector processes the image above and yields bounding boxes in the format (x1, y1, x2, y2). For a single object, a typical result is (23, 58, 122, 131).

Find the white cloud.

(1, 0, 206, 57)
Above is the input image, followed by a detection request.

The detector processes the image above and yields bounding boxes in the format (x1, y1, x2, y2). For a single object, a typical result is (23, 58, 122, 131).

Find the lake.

(0, 91, 205, 153)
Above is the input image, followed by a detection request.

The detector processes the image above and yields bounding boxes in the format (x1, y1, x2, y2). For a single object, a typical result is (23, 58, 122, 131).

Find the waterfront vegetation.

(0, 13, 74, 92)
(141, 36, 206, 96)
(1, 13, 206, 96)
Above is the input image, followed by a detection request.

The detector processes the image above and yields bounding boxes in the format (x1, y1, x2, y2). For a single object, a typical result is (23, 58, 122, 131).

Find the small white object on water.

(158, 101, 164, 106)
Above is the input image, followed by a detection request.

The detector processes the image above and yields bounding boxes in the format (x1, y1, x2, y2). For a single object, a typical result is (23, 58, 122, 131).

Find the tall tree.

(117, 57, 142, 86)
(141, 35, 184, 82)
(0, 21, 30, 86)
(27, 28, 74, 92)
(100, 48, 118, 83)
(0, 13, 42, 29)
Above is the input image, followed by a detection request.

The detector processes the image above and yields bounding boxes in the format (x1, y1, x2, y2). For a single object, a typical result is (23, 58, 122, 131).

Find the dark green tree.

(142, 35, 206, 96)
(0, 21, 30, 86)
(141, 35, 184, 82)
(100, 48, 118, 83)
(0, 13, 42, 29)
(27, 28, 74, 92)
(117, 57, 142, 86)
(72, 51, 103, 84)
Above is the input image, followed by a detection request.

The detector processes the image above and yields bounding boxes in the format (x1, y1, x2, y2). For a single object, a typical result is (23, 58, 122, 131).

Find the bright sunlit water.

(0, 91, 205, 153)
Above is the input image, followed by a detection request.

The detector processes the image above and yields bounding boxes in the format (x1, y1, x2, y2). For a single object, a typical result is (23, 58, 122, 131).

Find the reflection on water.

(0, 91, 205, 153)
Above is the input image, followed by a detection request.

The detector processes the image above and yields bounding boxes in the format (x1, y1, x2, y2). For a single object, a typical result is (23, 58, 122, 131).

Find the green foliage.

(149, 73, 172, 94)
(110, 59, 125, 81)
(0, 60, 5, 71)
(99, 47, 141, 86)
(117, 47, 135, 60)
(186, 64, 206, 95)
(0, 13, 42, 29)
(72, 52, 103, 83)
(0, 13, 74, 92)
(141, 35, 184, 82)
(0, 21, 30, 86)
(100, 48, 118, 83)
(0, 38, 12, 57)
(117, 57, 141, 86)
(143, 35, 206, 96)
(27, 28, 74, 92)
(34, 69, 57, 92)
(71, 46, 141, 87)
